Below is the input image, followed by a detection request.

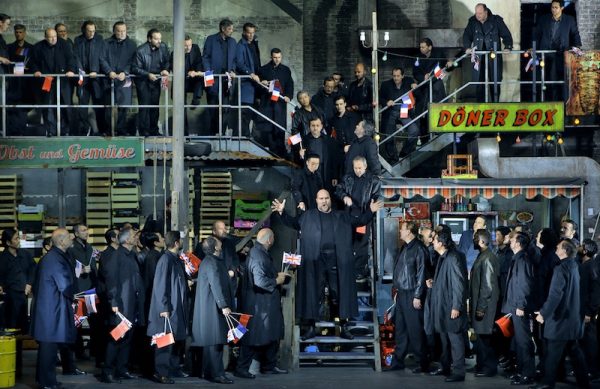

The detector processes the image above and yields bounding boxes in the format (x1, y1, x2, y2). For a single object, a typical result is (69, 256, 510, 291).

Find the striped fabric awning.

(381, 178, 584, 200)
(383, 186, 580, 200)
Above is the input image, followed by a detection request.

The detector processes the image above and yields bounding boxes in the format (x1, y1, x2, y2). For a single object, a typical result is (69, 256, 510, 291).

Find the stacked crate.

(86, 172, 112, 250)
(0, 175, 22, 230)
(111, 172, 141, 227)
(199, 171, 232, 239)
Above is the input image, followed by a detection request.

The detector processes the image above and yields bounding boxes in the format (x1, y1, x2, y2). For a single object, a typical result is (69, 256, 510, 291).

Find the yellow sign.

(429, 102, 564, 132)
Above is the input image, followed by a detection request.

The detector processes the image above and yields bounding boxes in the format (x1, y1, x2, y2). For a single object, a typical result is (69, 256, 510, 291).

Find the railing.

(377, 48, 561, 159)
(0, 72, 291, 151)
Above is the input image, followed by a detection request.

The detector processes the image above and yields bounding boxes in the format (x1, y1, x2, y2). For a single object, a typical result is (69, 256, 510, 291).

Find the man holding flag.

(234, 228, 289, 379)
(379, 67, 421, 159)
(31, 228, 77, 389)
(147, 231, 189, 384)
(255, 48, 294, 156)
(67, 223, 100, 363)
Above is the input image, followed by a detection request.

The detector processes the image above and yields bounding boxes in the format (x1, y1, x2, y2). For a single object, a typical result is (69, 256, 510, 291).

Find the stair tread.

(299, 352, 375, 360)
(299, 336, 373, 343)
(315, 321, 374, 328)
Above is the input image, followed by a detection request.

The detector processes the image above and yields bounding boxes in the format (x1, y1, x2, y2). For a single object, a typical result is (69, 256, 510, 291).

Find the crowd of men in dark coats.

(389, 217, 599, 389)
(0, 220, 289, 388)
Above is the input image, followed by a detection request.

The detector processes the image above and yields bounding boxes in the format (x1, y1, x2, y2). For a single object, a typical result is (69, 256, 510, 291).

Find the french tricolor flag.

(271, 87, 281, 102)
(400, 104, 410, 119)
(401, 91, 415, 109)
(434, 63, 445, 79)
(204, 70, 214, 87)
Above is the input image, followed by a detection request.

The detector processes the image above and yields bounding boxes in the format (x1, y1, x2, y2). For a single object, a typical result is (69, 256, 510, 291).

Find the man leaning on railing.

(29, 28, 76, 137)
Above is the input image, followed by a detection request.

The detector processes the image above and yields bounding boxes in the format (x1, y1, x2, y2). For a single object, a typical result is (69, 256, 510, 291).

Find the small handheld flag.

(75, 260, 83, 278)
(42, 76, 53, 92)
(204, 70, 214, 87)
(401, 91, 415, 109)
(78, 69, 85, 86)
(287, 133, 302, 146)
(283, 252, 302, 266)
(400, 104, 409, 119)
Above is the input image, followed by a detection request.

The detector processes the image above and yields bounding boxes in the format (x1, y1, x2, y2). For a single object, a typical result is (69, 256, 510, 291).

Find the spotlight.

(558, 137, 564, 145)
(574, 117, 580, 125)
(490, 51, 496, 59)
(540, 60, 545, 67)
(523, 52, 529, 58)
(374, 133, 380, 142)
(546, 134, 552, 141)
(382, 52, 388, 61)
(371, 67, 377, 74)
(516, 136, 521, 143)
(496, 133, 501, 142)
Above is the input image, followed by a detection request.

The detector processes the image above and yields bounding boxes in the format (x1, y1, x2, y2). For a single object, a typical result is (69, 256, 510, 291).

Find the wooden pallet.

(86, 172, 112, 229)
(199, 171, 232, 239)
(111, 172, 141, 227)
(0, 175, 22, 229)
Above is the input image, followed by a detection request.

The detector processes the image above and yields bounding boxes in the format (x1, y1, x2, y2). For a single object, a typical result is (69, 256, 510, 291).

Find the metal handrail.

(377, 47, 562, 150)
(0, 72, 292, 152)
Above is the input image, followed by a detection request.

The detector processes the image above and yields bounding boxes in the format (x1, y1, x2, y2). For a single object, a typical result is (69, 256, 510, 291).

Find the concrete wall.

(5, 0, 599, 103)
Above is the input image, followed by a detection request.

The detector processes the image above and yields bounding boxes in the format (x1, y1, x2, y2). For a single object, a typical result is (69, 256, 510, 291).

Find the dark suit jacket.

(540, 258, 583, 340)
(29, 38, 76, 75)
(202, 32, 236, 95)
(534, 13, 582, 51)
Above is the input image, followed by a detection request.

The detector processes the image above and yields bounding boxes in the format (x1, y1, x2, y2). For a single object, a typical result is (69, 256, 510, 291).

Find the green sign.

(0, 137, 145, 168)
(429, 102, 564, 132)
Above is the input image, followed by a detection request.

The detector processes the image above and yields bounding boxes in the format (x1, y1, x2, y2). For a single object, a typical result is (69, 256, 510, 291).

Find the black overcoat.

(191, 253, 232, 346)
(147, 251, 189, 340)
(502, 250, 535, 314)
(104, 245, 145, 326)
(431, 248, 468, 333)
(240, 243, 284, 346)
(67, 238, 98, 293)
(280, 207, 373, 320)
(31, 247, 76, 343)
(540, 258, 583, 340)
(469, 248, 499, 334)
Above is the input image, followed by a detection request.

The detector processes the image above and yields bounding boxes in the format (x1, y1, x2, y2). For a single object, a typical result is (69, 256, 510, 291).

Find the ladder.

(293, 258, 382, 371)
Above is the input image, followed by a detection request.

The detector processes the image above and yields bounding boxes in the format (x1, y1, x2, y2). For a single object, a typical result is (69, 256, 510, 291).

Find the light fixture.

(574, 117, 580, 125)
(490, 51, 496, 59)
(374, 133, 380, 142)
(516, 136, 521, 143)
(382, 51, 388, 61)
(496, 133, 501, 142)
(384, 31, 389, 42)
(546, 134, 553, 141)
(540, 60, 545, 67)
(558, 137, 564, 145)
(360, 31, 366, 42)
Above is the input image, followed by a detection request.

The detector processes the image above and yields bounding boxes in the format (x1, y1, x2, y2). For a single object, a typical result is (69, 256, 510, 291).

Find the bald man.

(30, 28, 76, 136)
(32, 228, 77, 389)
(272, 190, 383, 340)
(235, 229, 288, 378)
(347, 63, 373, 120)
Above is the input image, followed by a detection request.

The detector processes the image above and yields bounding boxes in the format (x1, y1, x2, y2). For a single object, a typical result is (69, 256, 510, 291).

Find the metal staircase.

(293, 256, 382, 370)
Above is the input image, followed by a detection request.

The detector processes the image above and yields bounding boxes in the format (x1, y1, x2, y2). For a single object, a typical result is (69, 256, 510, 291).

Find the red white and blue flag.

(434, 64, 445, 79)
(204, 70, 214, 87)
(400, 104, 410, 119)
(401, 91, 415, 109)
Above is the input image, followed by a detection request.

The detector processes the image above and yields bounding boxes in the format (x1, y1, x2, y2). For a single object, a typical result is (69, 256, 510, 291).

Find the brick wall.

(377, 0, 451, 29)
(577, 0, 600, 50)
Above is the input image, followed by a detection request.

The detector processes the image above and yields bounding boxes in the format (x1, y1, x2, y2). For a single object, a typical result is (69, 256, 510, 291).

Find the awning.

(382, 178, 584, 200)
